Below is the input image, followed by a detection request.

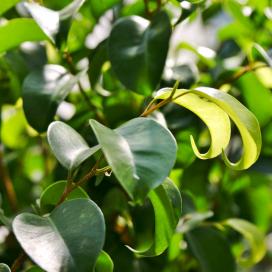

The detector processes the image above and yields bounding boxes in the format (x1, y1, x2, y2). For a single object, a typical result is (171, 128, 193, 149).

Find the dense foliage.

(0, 0, 271, 271)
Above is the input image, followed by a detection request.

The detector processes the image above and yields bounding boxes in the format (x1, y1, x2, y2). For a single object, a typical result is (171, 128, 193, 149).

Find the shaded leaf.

(22, 65, 77, 132)
(89, 117, 177, 201)
(40, 180, 89, 213)
(127, 178, 182, 256)
(252, 43, 272, 67)
(47, 121, 100, 171)
(108, 12, 171, 95)
(0, 263, 11, 272)
(13, 199, 105, 272)
(186, 226, 236, 272)
(223, 218, 266, 266)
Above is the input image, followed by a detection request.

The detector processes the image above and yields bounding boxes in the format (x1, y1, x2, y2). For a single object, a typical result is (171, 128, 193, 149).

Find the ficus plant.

(0, 0, 272, 271)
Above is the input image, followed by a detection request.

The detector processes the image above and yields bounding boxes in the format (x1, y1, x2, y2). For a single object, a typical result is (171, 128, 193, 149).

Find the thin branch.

(11, 252, 27, 272)
(0, 148, 18, 212)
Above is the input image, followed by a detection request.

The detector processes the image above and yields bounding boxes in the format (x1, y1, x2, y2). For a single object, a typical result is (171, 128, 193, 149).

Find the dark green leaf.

(13, 199, 105, 272)
(89, 117, 177, 201)
(0, 263, 11, 272)
(47, 121, 100, 171)
(108, 12, 171, 95)
(40, 180, 89, 213)
(22, 65, 77, 132)
(186, 227, 236, 272)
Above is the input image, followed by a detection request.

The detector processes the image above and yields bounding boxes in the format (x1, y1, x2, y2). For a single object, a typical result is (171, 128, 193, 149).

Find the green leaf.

(0, 0, 20, 15)
(155, 89, 231, 159)
(223, 218, 266, 266)
(186, 227, 236, 272)
(108, 11, 171, 95)
(0, 263, 11, 272)
(95, 251, 114, 272)
(156, 87, 262, 170)
(252, 43, 272, 67)
(89, 117, 177, 201)
(13, 199, 105, 272)
(236, 72, 272, 126)
(24, 2, 60, 42)
(25, 267, 44, 272)
(192, 87, 262, 170)
(47, 121, 100, 171)
(22, 65, 77, 132)
(40, 180, 89, 213)
(59, 0, 86, 19)
(0, 19, 48, 53)
(127, 178, 182, 256)
(89, 0, 120, 19)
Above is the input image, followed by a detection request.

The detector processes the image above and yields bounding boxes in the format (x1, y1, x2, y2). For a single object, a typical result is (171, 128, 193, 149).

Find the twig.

(11, 252, 27, 272)
(0, 148, 18, 212)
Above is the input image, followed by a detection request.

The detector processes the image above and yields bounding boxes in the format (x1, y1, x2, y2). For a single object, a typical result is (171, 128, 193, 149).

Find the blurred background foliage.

(1, 0, 272, 271)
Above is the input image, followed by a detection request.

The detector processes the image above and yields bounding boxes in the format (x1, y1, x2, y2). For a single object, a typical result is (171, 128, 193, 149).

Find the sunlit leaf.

(0, 0, 20, 15)
(252, 43, 272, 67)
(0, 19, 48, 53)
(89, 118, 177, 201)
(95, 251, 114, 272)
(223, 218, 266, 266)
(47, 121, 100, 171)
(13, 199, 105, 272)
(155, 89, 231, 159)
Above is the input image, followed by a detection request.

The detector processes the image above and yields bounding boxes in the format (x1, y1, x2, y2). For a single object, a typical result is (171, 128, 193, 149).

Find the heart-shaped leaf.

(89, 117, 177, 201)
(47, 121, 100, 171)
(0, 19, 48, 53)
(155, 89, 231, 159)
(223, 218, 266, 266)
(40, 181, 89, 213)
(108, 11, 171, 95)
(127, 178, 182, 256)
(22, 65, 77, 132)
(186, 226, 236, 272)
(13, 199, 105, 272)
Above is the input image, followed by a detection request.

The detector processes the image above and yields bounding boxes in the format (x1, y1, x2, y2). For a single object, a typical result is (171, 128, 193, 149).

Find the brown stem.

(0, 148, 18, 212)
(11, 252, 27, 272)
(143, 0, 152, 18)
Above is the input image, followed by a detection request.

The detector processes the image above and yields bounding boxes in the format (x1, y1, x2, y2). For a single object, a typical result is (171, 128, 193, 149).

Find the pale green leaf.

(155, 89, 231, 160)
(0, 263, 11, 272)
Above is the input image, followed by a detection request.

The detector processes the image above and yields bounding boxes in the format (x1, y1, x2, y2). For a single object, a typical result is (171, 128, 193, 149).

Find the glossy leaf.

(192, 87, 262, 170)
(0, 263, 11, 272)
(186, 226, 236, 272)
(13, 199, 105, 272)
(0, 0, 20, 15)
(47, 121, 100, 171)
(127, 178, 182, 256)
(0, 19, 48, 53)
(89, 117, 177, 201)
(24, 2, 60, 42)
(108, 12, 171, 95)
(22, 65, 77, 132)
(223, 218, 266, 266)
(95, 251, 114, 272)
(40, 180, 89, 213)
(59, 0, 86, 19)
(155, 89, 231, 159)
